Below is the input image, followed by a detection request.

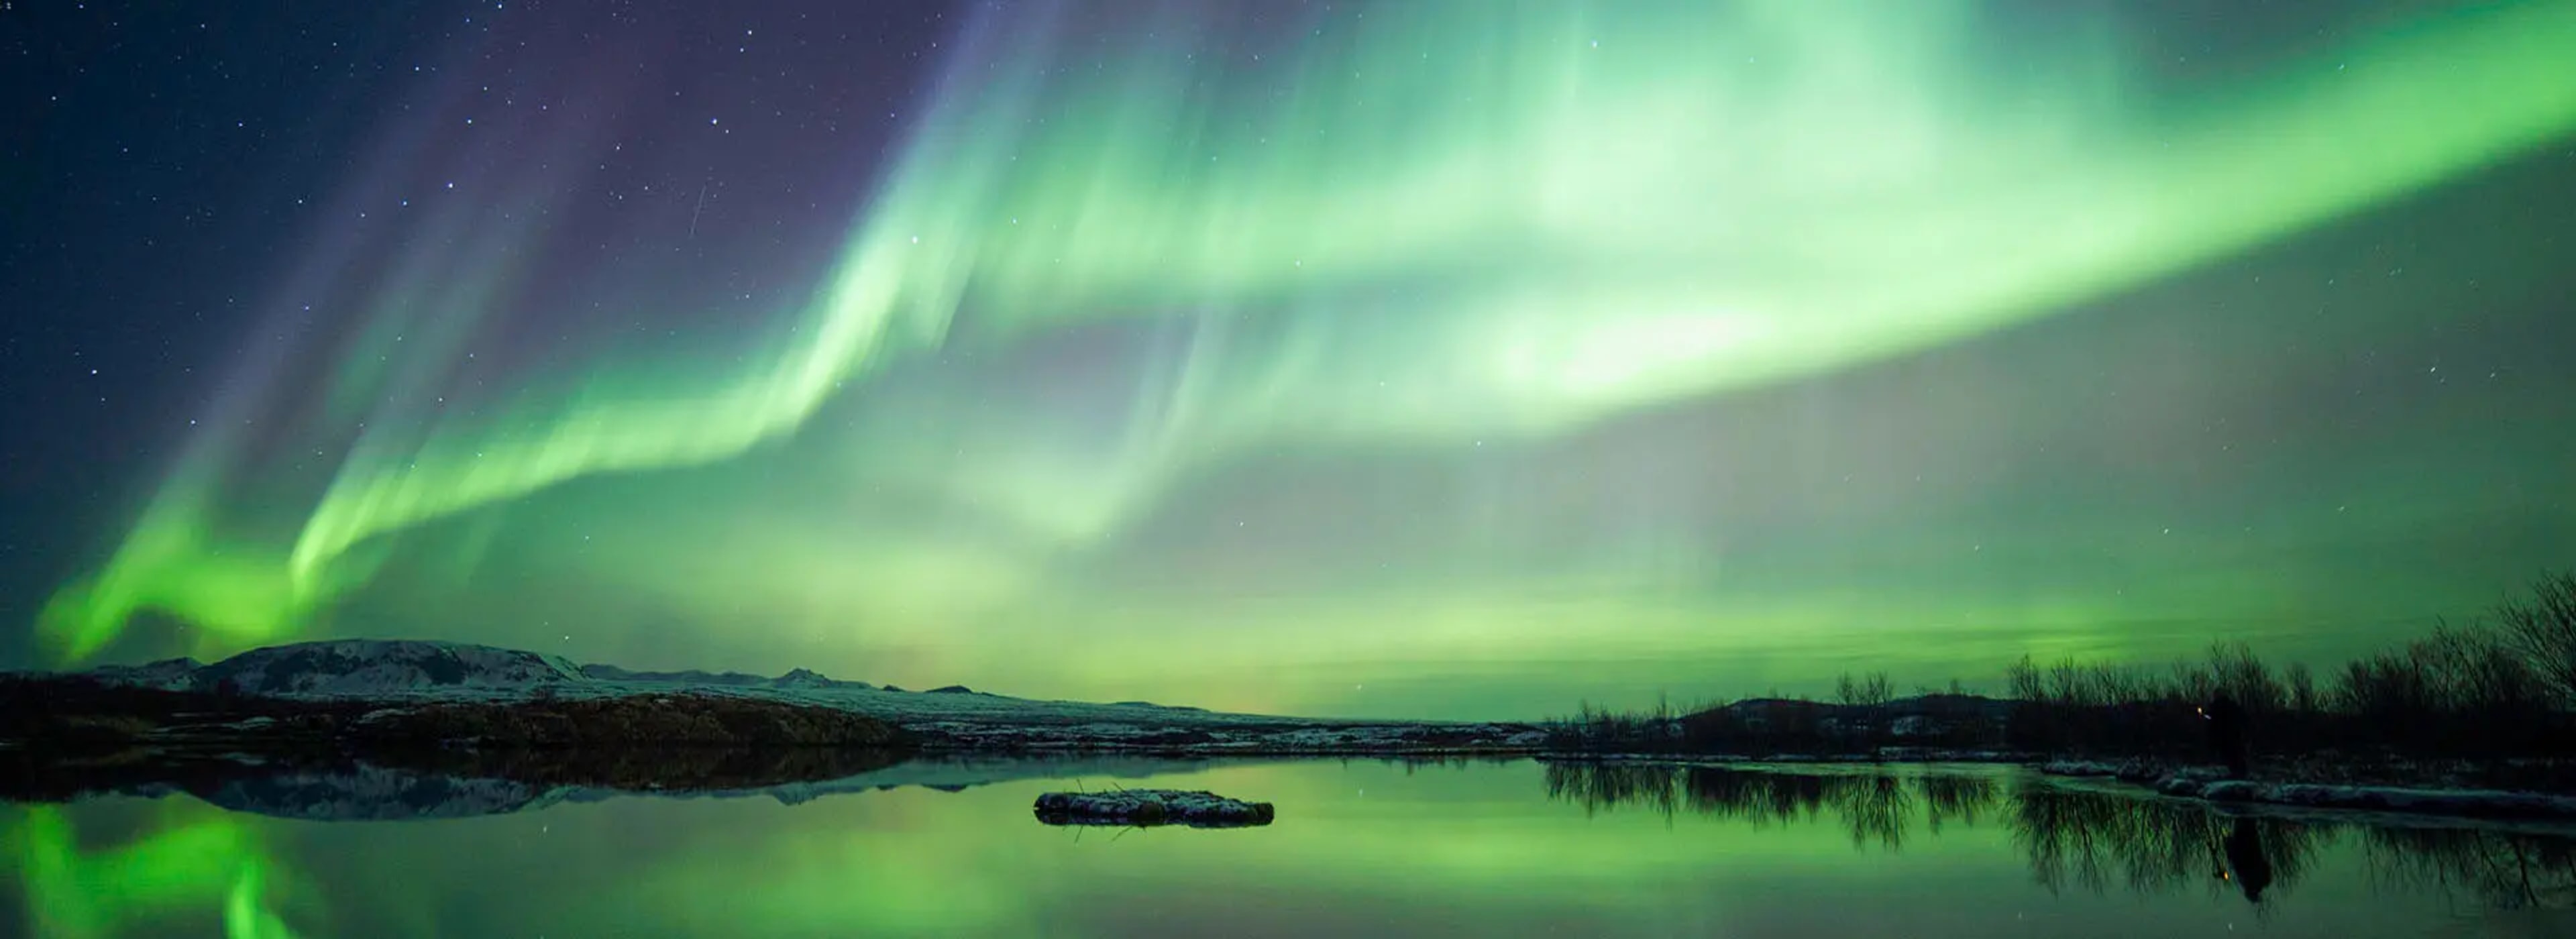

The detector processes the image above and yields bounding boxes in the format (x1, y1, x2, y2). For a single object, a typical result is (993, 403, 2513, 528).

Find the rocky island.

(1033, 789, 1278, 828)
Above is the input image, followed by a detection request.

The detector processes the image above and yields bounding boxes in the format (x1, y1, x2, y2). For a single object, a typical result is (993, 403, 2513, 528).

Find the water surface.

(8, 760, 2573, 937)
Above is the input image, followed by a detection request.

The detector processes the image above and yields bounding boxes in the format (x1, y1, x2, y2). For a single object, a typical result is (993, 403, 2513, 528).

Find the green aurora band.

(34, 1, 2576, 711)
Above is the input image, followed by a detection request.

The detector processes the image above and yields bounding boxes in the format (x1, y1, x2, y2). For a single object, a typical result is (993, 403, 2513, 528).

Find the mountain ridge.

(60, 638, 894, 698)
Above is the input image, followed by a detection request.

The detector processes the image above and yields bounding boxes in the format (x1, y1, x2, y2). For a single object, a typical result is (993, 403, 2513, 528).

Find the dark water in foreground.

(7, 760, 2575, 938)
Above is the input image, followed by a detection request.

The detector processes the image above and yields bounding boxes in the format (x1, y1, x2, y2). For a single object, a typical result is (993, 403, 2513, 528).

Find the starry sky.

(3, 0, 2573, 719)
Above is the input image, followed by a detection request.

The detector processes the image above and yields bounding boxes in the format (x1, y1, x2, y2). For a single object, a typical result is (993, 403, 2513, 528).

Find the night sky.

(3, 1, 2572, 718)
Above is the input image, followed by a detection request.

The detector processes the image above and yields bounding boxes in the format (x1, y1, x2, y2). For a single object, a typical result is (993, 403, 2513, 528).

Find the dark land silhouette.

(1546, 571, 2576, 789)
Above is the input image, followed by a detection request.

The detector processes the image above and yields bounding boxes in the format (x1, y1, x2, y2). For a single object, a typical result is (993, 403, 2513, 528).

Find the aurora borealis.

(7, 0, 2575, 717)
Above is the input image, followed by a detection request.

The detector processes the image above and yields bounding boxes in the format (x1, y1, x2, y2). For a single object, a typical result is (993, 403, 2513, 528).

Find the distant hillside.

(23, 637, 1546, 753)
(84, 639, 590, 696)
(1545, 693, 2023, 753)
(580, 663, 877, 692)
(58, 639, 889, 698)
(1699, 694, 2014, 724)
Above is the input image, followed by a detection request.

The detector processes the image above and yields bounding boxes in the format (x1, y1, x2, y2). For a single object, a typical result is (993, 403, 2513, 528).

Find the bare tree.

(2496, 571, 2576, 709)
(2284, 661, 2318, 714)
(2006, 655, 2042, 703)
(2206, 641, 2284, 714)
(1836, 670, 1892, 708)
(2168, 659, 2217, 707)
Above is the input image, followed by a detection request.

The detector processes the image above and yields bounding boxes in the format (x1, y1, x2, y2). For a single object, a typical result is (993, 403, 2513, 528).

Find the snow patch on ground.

(2156, 776, 2576, 820)
(1564, 749, 2031, 767)
(2034, 760, 2576, 822)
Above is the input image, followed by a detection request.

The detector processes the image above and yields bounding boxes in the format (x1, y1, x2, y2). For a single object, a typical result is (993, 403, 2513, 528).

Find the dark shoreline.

(17, 742, 2576, 829)
(13, 669, 2576, 826)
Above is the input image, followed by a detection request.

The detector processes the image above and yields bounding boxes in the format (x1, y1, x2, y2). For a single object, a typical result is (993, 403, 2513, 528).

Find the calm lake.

(8, 759, 2573, 937)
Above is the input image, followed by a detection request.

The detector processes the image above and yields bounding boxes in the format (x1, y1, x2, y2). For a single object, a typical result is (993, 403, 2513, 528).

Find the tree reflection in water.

(2009, 782, 2320, 902)
(1917, 773, 1996, 834)
(1542, 762, 2576, 911)
(1544, 763, 1945, 851)
(2364, 825, 2576, 910)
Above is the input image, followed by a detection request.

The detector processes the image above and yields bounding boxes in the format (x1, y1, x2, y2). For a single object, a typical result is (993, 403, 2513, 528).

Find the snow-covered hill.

(71, 638, 1258, 728)
(187, 639, 590, 696)
(82, 656, 204, 692)
(55, 637, 1534, 750)
(199, 765, 563, 821)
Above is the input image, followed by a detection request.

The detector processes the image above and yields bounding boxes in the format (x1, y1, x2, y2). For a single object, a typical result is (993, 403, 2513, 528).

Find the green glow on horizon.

(34, 0, 2576, 683)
